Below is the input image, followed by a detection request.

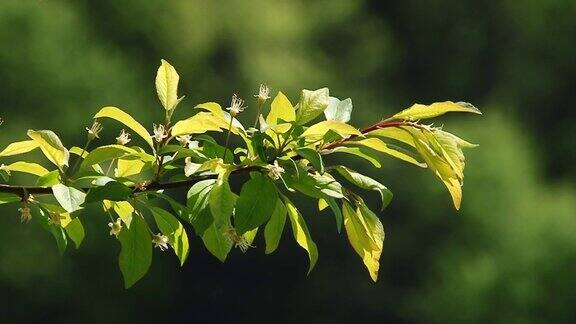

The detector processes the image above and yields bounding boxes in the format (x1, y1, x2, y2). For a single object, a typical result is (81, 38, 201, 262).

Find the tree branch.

(0, 120, 410, 198)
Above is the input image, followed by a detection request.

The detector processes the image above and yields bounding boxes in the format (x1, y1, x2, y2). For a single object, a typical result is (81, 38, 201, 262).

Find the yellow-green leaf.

(367, 127, 417, 147)
(155, 59, 181, 111)
(296, 88, 330, 125)
(103, 200, 134, 228)
(115, 158, 146, 178)
(284, 196, 318, 274)
(0, 140, 38, 157)
(171, 112, 224, 137)
(389, 101, 481, 121)
(27, 130, 70, 168)
(342, 201, 384, 282)
(5, 161, 49, 177)
(267, 91, 296, 125)
(94, 106, 154, 150)
(301, 120, 361, 140)
(195, 102, 224, 117)
(352, 137, 427, 168)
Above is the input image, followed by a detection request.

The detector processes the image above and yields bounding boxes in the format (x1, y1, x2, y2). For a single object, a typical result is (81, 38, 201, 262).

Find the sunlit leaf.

(267, 91, 296, 125)
(389, 101, 481, 121)
(155, 59, 181, 111)
(284, 195, 318, 274)
(27, 130, 69, 168)
(352, 137, 427, 167)
(171, 112, 224, 136)
(296, 88, 330, 125)
(195, 102, 224, 116)
(324, 97, 352, 123)
(301, 120, 361, 140)
(0, 140, 38, 157)
(5, 161, 49, 177)
(52, 184, 86, 213)
(103, 200, 133, 228)
(209, 176, 237, 227)
(342, 200, 384, 282)
(94, 106, 154, 150)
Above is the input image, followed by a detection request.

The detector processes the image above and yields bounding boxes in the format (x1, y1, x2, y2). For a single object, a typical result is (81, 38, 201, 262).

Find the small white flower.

(152, 124, 168, 143)
(188, 140, 200, 149)
(266, 160, 285, 180)
(116, 129, 131, 146)
(176, 135, 192, 147)
(254, 84, 271, 103)
(18, 204, 32, 223)
(152, 233, 169, 251)
(86, 121, 103, 140)
(226, 94, 246, 117)
(184, 157, 201, 177)
(108, 218, 123, 238)
(224, 227, 253, 253)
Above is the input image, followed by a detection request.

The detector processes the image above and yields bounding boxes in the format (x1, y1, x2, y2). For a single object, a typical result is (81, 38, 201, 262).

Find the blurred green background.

(1, 0, 575, 323)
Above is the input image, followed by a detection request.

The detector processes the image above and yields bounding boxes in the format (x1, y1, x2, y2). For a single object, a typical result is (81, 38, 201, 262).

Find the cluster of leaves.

(0, 60, 480, 288)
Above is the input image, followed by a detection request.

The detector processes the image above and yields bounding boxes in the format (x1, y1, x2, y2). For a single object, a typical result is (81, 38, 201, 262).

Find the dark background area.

(1, 1, 575, 323)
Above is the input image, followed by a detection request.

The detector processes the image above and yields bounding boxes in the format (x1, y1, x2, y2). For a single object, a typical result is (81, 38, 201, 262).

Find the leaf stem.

(222, 116, 234, 160)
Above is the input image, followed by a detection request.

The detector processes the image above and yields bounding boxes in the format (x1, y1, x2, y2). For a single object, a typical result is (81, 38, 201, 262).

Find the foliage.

(0, 60, 480, 288)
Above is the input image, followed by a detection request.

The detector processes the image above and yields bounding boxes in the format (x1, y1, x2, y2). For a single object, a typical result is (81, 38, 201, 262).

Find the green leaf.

(389, 101, 481, 121)
(296, 88, 330, 125)
(283, 196, 318, 274)
(209, 177, 237, 227)
(155, 59, 181, 111)
(267, 91, 296, 125)
(351, 137, 427, 168)
(326, 197, 343, 233)
(36, 170, 61, 186)
(118, 215, 152, 289)
(301, 120, 361, 140)
(187, 179, 217, 234)
(150, 207, 190, 266)
(0, 192, 21, 205)
(296, 148, 324, 174)
(94, 106, 154, 150)
(64, 217, 85, 248)
(85, 181, 132, 204)
(334, 166, 393, 210)
(342, 200, 384, 282)
(202, 221, 233, 262)
(0, 140, 38, 157)
(234, 174, 278, 235)
(27, 130, 70, 168)
(324, 97, 352, 123)
(264, 199, 287, 254)
(36, 206, 68, 255)
(5, 161, 50, 177)
(52, 184, 86, 213)
(327, 146, 381, 168)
